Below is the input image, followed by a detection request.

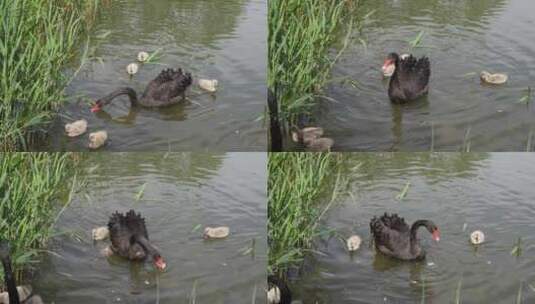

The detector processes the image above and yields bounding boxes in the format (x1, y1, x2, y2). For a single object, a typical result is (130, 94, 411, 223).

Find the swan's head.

(427, 224, 440, 242)
(382, 52, 399, 76)
(153, 253, 167, 271)
(90, 100, 104, 113)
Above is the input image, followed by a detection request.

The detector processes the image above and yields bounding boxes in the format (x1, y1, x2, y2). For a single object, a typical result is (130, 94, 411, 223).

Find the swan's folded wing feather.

(108, 212, 133, 254)
(371, 214, 410, 254)
(415, 57, 430, 89)
(397, 56, 430, 94)
(143, 70, 192, 106)
(125, 210, 149, 239)
(380, 226, 410, 253)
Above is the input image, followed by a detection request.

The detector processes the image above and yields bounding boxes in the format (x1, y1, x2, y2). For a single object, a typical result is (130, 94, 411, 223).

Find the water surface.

(38, 0, 266, 151)
(318, 0, 535, 151)
(35, 152, 267, 303)
(293, 153, 535, 304)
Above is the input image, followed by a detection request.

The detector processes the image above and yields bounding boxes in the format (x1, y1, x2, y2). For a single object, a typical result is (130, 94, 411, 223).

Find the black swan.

(0, 241, 44, 304)
(108, 210, 166, 271)
(267, 275, 291, 304)
(91, 68, 192, 112)
(382, 53, 430, 103)
(370, 213, 440, 260)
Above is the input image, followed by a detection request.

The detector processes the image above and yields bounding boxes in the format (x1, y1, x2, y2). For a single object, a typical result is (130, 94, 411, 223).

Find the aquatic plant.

(0, 153, 79, 283)
(268, 152, 346, 275)
(396, 181, 411, 201)
(408, 31, 426, 50)
(511, 237, 522, 257)
(0, 0, 101, 151)
(518, 86, 532, 104)
(268, 0, 357, 132)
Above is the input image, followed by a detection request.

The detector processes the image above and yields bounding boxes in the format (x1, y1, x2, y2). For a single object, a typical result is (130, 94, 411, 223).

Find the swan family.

(268, 213, 441, 303)
(91, 68, 192, 113)
(370, 213, 440, 260)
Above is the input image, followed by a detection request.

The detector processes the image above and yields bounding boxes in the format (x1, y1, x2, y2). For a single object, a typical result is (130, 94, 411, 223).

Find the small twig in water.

(190, 280, 198, 304)
(518, 86, 532, 104)
(527, 129, 534, 152)
(135, 183, 147, 201)
(251, 284, 257, 304)
(462, 126, 472, 152)
(409, 31, 425, 49)
(396, 181, 411, 201)
(511, 237, 522, 257)
(455, 277, 463, 304)
(420, 275, 426, 304)
(517, 282, 523, 304)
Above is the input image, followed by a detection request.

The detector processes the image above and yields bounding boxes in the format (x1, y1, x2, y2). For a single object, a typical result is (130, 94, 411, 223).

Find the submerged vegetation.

(268, 0, 357, 129)
(0, 153, 79, 283)
(0, 0, 101, 151)
(268, 152, 346, 275)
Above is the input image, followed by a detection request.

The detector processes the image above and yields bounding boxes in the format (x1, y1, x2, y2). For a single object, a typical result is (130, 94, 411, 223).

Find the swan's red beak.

(90, 101, 102, 113)
(154, 256, 166, 271)
(382, 59, 395, 75)
(432, 229, 441, 242)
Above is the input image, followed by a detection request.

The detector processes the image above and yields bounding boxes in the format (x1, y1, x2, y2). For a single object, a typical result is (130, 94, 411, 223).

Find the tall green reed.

(268, 0, 357, 128)
(0, 153, 79, 282)
(0, 0, 100, 151)
(268, 152, 345, 276)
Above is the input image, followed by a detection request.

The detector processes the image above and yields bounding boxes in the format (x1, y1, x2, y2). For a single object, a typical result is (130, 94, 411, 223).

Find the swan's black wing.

(143, 68, 192, 106)
(124, 209, 149, 239)
(397, 55, 430, 97)
(108, 211, 134, 256)
(370, 213, 411, 254)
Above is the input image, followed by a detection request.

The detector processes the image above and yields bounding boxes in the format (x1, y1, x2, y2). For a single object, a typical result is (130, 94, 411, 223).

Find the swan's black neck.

(268, 88, 282, 152)
(134, 235, 159, 258)
(409, 220, 431, 245)
(391, 53, 401, 78)
(1, 243, 20, 304)
(100, 87, 139, 107)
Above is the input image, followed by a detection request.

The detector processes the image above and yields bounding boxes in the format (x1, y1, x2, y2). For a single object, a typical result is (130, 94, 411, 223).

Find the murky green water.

(318, 0, 535, 151)
(36, 0, 266, 151)
(292, 153, 535, 304)
(34, 153, 266, 303)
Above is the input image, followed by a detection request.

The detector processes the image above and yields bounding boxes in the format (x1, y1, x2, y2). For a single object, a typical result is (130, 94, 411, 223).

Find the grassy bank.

(268, 152, 346, 276)
(268, 0, 357, 128)
(0, 153, 79, 283)
(0, 0, 101, 151)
